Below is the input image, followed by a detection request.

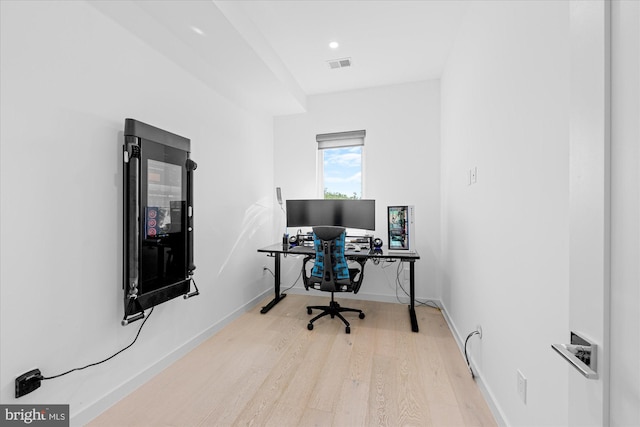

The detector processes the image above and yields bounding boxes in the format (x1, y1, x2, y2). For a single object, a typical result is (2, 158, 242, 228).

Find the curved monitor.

(286, 199, 375, 231)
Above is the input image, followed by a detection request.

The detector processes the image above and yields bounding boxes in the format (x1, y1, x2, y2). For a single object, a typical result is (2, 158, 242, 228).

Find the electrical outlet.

(471, 166, 478, 184)
(517, 369, 527, 404)
(476, 325, 483, 339)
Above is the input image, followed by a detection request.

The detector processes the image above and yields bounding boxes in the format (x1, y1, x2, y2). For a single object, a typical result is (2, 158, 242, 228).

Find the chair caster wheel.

(359, 312, 365, 319)
(307, 307, 312, 315)
(345, 326, 351, 334)
(308, 323, 313, 331)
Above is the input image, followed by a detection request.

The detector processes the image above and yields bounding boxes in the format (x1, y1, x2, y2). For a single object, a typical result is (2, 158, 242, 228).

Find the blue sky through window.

(323, 146, 362, 199)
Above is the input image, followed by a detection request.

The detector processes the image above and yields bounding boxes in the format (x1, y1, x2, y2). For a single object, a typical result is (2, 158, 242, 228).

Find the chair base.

(306, 296, 365, 334)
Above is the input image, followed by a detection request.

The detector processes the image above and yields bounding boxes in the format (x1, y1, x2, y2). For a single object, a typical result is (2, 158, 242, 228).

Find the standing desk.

(257, 243, 421, 332)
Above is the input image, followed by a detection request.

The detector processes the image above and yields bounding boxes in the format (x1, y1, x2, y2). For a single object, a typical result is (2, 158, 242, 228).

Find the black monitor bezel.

(286, 199, 375, 230)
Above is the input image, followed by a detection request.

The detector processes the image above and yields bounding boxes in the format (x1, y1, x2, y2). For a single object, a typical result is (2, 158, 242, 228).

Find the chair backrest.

(311, 226, 350, 291)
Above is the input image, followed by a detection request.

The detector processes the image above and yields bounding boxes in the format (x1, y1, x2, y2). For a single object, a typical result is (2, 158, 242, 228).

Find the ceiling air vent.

(327, 57, 352, 69)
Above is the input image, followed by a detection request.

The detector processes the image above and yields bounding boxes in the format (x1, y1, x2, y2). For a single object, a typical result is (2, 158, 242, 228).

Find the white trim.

(72, 288, 273, 427)
(361, 144, 367, 198)
(289, 285, 507, 426)
(439, 300, 508, 427)
(316, 148, 324, 198)
(282, 285, 430, 305)
(73, 287, 504, 427)
(317, 144, 365, 198)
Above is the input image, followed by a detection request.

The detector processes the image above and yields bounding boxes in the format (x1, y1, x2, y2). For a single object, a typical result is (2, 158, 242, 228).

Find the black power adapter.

(15, 369, 42, 398)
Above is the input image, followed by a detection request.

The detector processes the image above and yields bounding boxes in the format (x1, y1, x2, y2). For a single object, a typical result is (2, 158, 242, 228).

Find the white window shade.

(316, 130, 365, 149)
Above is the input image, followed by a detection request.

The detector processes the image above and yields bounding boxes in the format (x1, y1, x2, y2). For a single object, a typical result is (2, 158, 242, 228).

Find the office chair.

(301, 226, 366, 334)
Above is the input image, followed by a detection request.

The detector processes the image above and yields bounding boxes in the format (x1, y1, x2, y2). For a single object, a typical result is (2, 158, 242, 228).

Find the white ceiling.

(92, 1, 470, 114)
(221, 0, 471, 95)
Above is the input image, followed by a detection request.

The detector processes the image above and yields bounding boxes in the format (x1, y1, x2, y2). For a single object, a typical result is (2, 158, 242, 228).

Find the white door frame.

(567, 1, 610, 425)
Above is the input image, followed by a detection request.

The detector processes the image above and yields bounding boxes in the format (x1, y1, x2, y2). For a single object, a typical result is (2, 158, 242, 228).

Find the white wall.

(441, 1, 570, 425)
(0, 1, 275, 424)
(274, 81, 441, 303)
(610, 1, 640, 425)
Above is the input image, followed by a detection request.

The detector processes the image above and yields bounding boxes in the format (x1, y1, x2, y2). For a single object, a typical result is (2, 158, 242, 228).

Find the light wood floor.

(89, 294, 496, 426)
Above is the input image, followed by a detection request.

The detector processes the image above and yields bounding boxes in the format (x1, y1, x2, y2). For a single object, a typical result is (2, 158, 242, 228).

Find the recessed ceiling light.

(191, 26, 205, 36)
(329, 41, 339, 49)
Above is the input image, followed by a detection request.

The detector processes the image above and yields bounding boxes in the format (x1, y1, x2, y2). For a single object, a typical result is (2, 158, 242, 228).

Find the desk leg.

(260, 252, 287, 314)
(408, 260, 419, 332)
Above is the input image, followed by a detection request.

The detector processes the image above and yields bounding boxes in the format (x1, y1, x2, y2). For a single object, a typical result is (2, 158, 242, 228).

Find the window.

(317, 130, 365, 199)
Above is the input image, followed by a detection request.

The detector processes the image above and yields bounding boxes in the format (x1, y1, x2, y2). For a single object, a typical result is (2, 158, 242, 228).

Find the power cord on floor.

(40, 306, 155, 381)
(464, 330, 481, 379)
(269, 255, 440, 309)
(394, 261, 439, 309)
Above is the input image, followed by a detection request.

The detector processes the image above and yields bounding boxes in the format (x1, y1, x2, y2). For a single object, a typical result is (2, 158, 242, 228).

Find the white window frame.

(316, 130, 366, 199)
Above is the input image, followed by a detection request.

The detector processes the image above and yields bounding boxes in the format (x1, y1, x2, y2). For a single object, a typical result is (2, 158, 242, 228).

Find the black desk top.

(257, 243, 420, 260)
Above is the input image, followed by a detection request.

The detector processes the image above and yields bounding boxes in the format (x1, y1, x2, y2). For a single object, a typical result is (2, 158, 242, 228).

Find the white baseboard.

(283, 285, 433, 305)
(288, 289, 507, 425)
(71, 289, 272, 427)
(438, 301, 508, 427)
(73, 289, 506, 427)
